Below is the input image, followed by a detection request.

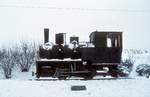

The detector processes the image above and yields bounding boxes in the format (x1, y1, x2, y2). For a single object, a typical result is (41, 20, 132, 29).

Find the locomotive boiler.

(36, 28, 123, 79)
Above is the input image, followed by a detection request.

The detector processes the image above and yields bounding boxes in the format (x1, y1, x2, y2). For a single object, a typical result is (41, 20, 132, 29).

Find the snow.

(0, 78, 150, 97)
(0, 49, 150, 97)
(41, 42, 53, 50)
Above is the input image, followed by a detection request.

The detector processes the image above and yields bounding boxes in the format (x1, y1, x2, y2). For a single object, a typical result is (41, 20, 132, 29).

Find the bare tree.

(16, 41, 37, 72)
(0, 49, 15, 79)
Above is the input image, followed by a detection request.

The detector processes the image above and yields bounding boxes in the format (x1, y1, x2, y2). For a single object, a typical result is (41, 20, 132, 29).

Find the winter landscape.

(0, 48, 150, 97)
(0, 0, 150, 97)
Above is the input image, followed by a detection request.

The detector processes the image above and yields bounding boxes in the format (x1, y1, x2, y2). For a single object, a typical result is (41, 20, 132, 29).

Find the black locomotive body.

(36, 28, 122, 79)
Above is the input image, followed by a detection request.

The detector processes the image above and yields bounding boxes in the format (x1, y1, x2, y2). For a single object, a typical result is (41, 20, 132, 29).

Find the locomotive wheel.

(109, 65, 118, 77)
(58, 76, 68, 80)
(84, 70, 96, 80)
(110, 71, 118, 77)
(84, 75, 94, 80)
(36, 75, 40, 78)
(84, 75, 92, 80)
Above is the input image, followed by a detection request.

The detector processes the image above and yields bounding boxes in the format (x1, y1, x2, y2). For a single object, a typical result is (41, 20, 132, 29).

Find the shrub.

(118, 55, 135, 77)
(15, 41, 37, 72)
(0, 41, 38, 78)
(136, 64, 150, 76)
(0, 49, 15, 79)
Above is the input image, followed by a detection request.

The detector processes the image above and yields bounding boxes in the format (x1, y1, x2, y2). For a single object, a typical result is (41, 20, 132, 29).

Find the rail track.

(29, 77, 134, 81)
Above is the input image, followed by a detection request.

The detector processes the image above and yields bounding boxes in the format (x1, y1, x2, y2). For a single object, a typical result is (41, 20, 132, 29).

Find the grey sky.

(0, 0, 150, 49)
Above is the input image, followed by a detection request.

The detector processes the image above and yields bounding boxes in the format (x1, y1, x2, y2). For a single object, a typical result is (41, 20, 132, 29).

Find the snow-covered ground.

(0, 49, 150, 97)
(0, 77, 150, 97)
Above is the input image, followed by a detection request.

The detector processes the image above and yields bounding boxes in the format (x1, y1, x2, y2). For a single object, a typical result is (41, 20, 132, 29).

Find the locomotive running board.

(37, 58, 82, 62)
(92, 63, 120, 66)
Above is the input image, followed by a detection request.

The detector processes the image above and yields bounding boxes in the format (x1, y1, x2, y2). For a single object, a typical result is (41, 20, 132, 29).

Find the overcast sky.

(0, 0, 150, 49)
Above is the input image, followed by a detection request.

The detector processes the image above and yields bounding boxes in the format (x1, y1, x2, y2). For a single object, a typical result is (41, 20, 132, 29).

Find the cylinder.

(44, 28, 49, 43)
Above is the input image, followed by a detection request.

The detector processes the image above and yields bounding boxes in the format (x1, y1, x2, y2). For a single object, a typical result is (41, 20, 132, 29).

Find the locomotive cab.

(81, 31, 122, 77)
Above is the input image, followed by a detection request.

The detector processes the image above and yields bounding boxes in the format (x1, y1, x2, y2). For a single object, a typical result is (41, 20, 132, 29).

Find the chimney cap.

(44, 28, 49, 31)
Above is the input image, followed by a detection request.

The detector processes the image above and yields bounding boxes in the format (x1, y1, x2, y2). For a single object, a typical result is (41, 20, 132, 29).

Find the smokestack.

(44, 28, 49, 43)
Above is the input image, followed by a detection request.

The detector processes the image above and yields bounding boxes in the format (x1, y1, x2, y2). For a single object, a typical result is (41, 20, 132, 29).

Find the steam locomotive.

(36, 28, 122, 79)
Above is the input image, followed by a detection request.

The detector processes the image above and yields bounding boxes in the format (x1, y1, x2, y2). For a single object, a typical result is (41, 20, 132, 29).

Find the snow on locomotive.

(36, 28, 122, 79)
